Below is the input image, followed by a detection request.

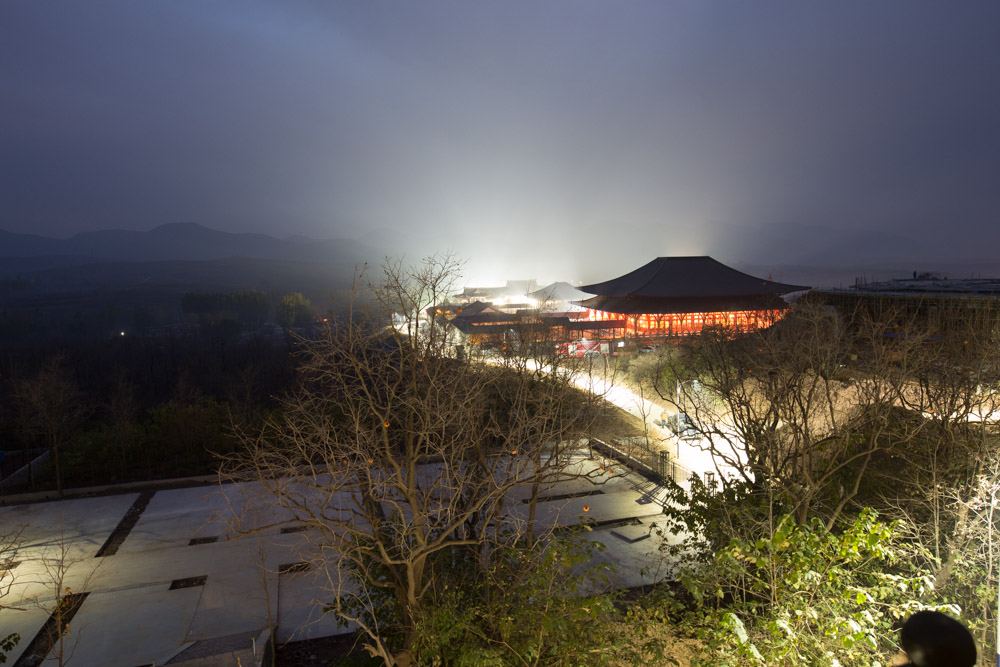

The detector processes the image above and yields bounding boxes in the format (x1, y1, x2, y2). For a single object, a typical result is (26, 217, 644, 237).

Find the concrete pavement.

(0, 451, 682, 666)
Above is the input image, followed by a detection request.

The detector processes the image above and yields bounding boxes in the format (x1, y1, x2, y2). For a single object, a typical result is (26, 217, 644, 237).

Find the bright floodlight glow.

(494, 294, 539, 308)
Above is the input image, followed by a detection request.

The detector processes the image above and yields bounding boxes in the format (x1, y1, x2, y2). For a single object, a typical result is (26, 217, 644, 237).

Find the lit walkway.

(521, 357, 729, 481)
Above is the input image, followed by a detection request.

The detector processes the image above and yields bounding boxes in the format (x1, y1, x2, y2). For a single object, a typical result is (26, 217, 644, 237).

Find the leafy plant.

(411, 533, 633, 666)
(677, 509, 948, 666)
(0, 632, 19, 665)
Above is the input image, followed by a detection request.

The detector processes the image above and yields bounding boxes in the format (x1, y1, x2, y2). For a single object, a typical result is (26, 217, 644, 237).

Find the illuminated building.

(433, 257, 807, 351)
(454, 280, 538, 307)
(528, 282, 591, 313)
(432, 301, 624, 350)
(578, 256, 809, 338)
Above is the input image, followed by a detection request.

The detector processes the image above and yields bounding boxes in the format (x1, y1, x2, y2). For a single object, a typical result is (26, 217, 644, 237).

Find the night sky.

(3, 2, 999, 283)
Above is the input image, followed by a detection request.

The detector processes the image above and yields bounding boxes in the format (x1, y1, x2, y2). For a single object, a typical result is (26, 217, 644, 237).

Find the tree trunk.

(51, 433, 63, 499)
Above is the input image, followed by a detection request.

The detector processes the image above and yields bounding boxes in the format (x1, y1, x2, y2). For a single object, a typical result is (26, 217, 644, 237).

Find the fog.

(3, 2, 999, 284)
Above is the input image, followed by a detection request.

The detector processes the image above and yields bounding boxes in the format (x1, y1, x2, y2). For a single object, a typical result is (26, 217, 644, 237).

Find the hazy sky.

(3, 2, 999, 282)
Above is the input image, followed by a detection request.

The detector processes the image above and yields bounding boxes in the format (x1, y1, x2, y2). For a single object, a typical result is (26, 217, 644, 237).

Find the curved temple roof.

(579, 256, 809, 298)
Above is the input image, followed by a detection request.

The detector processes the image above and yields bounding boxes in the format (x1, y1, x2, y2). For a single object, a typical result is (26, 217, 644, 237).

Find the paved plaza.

(0, 452, 683, 666)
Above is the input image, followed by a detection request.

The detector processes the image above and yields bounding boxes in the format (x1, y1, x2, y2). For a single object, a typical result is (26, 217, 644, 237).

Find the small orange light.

(383, 421, 390, 428)
(342, 459, 348, 465)
(510, 449, 517, 455)
(608, 469, 614, 475)
(599, 466, 605, 471)
(367, 458, 374, 464)
(582, 505, 590, 512)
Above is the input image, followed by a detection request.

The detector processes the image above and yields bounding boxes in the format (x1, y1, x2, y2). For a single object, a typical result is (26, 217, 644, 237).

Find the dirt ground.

(275, 630, 700, 667)
(275, 632, 378, 666)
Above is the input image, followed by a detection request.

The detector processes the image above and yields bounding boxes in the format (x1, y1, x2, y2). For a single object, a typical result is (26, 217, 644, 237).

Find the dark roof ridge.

(632, 256, 712, 293)
(580, 256, 809, 298)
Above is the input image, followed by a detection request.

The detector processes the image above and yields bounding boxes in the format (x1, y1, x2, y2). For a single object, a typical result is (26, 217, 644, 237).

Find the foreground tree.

(652, 302, 927, 528)
(927, 450, 1000, 660)
(646, 300, 1000, 664)
(862, 304, 1000, 662)
(224, 257, 610, 664)
(11, 357, 88, 498)
(0, 525, 25, 664)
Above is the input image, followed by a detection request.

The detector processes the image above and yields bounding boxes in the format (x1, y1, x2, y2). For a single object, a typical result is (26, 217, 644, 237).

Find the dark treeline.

(0, 290, 181, 342)
(181, 289, 270, 328)
(0, 286, 327, 344)
(0, 328, 299, 491)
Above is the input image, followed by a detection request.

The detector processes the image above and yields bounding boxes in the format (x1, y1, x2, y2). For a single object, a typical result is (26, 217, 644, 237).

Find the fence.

(0, 448, 49, 494)
(590, 437, 696, 487)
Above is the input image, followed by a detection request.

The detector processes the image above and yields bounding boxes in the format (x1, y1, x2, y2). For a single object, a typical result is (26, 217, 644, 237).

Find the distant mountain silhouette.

(0, 229, 65, 257)
(19, 256, 363, 299)
(0, 224, 381, 319)
(0, 222, 375, 264)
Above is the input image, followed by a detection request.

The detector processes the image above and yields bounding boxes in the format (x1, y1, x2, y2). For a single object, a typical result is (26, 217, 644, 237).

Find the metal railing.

(591, 437, 695, 487)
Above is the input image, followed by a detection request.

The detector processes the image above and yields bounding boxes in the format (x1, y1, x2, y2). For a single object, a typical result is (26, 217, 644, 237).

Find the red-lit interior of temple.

(446, 308, 788, 349)
(580, 308, 787, 337)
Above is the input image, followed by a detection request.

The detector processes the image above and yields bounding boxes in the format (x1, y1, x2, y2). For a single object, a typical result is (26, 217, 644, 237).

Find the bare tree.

(1, 525, 26, 664)
(481, 295, 616, 546)
(39, 537, 82, 667)
(12, 357, 88, 498)
(887, 304, 1000, 564)
(858, 304, 1000, 665)
(223, 257, 604, 664)
(653, 302, 923, 527)
(10, 525, 102, 667)
(107, 371, 138, 480)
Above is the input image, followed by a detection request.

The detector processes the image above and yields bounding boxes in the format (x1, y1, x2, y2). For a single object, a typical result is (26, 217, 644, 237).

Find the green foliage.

(276, 292, 313, 329)
(0, 632, 18, 664)
(625, 349, 677, 393)
(677, 509, 943, 666)
(411, 534, 629, 666)
(656, 475, 778, 568)
(325, 527, 661, 666)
